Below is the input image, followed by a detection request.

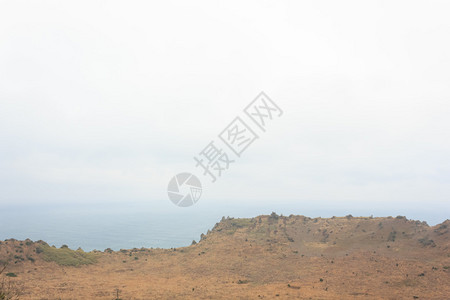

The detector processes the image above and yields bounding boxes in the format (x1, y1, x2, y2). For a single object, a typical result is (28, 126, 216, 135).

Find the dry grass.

(1, 215, 449, 299)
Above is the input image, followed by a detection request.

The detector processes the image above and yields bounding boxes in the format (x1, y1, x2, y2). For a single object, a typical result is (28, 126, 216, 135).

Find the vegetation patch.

(221, 218, 255, 235)
(36, 245, 98, 266)
(418, 237, 436, 247)
(230, 218, 254, 229)
(387, 231, 397, 242)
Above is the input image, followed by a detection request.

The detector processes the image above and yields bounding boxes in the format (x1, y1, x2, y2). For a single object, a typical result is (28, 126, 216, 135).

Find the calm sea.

(0, 201, 447, 251)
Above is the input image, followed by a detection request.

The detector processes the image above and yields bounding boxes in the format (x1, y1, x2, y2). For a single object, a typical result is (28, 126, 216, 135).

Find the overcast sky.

(0, 1, 449, 220)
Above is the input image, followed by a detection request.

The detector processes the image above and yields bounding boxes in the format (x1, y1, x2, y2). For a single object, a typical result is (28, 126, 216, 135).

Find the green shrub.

(36, 245, 98, 266)
(5, 273, 17, 277)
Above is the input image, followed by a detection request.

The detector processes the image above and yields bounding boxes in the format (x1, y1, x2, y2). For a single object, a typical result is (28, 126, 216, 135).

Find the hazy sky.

(0, 1, 449, 219)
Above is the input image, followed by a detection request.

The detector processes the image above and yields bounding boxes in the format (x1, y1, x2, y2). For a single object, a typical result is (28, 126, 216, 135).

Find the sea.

(0, 201, 447, 251)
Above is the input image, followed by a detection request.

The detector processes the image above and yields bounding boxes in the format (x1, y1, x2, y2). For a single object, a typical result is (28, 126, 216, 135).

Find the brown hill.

(1, 214, 449, 299)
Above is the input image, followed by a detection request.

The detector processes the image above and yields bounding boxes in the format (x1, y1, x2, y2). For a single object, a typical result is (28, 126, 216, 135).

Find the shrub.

(237, 279, 249, 284)
(387, 231, 397, 242)
(418, 237, 436, 247)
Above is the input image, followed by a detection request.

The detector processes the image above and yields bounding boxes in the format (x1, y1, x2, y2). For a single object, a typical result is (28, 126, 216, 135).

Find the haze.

(0, 1, 449, 223)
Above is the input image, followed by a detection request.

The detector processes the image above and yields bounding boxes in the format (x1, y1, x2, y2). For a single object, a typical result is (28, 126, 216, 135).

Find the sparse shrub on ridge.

(270, 212, 279, 220)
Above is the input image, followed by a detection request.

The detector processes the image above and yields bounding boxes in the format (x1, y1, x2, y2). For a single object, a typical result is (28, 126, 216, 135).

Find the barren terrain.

(1, 214, 449, 299)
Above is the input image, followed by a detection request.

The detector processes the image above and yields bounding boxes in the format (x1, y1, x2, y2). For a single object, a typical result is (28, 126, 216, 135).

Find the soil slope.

(1, 214, 449, 299)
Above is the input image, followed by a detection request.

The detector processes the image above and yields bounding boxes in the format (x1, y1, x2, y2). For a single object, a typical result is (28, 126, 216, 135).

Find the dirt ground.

(1, 214, 449, 299)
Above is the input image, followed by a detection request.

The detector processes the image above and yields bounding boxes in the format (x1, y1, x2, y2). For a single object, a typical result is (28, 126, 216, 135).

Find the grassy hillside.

(36, 244, 98, 267)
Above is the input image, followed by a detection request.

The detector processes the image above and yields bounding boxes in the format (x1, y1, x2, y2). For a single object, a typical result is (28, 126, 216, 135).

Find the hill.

(1, 214, 449, 299)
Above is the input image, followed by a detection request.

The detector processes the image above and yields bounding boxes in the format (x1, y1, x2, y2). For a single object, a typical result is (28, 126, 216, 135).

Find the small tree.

(114, 288, 122, 300)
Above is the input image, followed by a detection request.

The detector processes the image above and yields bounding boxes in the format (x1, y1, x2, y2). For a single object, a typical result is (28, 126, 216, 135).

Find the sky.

(0, 1, 449, 222)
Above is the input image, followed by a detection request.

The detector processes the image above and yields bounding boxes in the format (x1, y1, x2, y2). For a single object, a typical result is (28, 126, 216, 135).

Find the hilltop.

(1, 214, 449, 299)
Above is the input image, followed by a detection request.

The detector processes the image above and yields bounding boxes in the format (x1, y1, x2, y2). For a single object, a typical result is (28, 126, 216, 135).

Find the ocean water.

(0, 201, 448, 251)
(0, 203, 224, 251)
